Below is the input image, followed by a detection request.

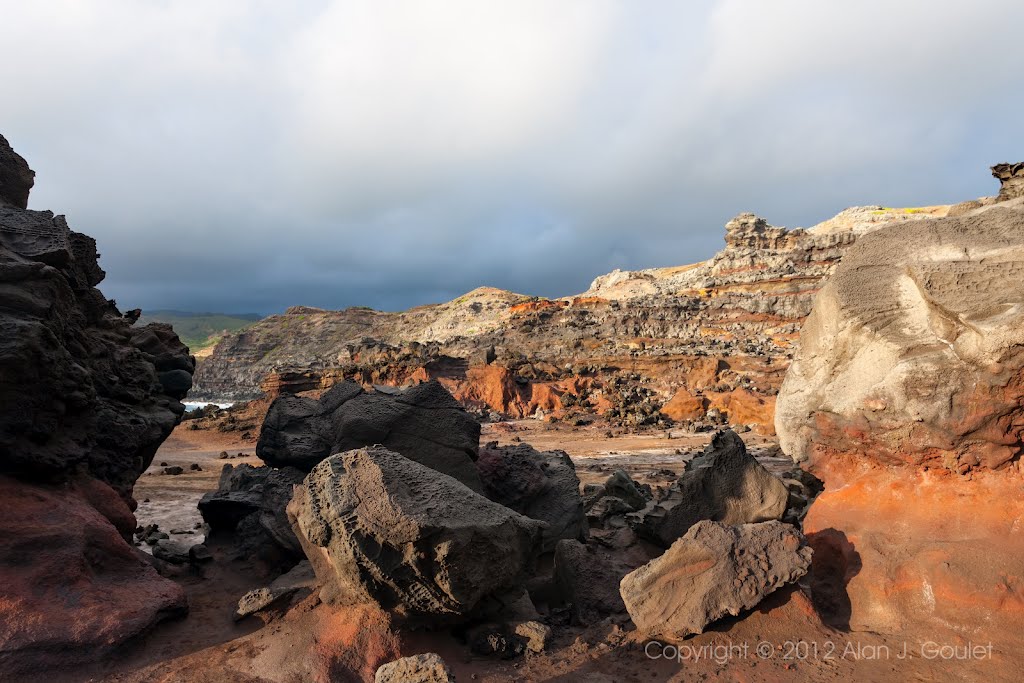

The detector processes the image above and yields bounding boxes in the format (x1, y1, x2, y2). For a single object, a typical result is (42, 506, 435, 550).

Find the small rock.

(514, 620, 551, 653)
(162, 466, 184, 476)
(374, 653, 454, 683)
(188, 544, 213, 564)
(152, 539, 191, 564)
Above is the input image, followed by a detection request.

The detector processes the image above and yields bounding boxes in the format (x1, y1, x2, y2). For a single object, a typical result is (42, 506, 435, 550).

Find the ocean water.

(182, 401, 234, 412)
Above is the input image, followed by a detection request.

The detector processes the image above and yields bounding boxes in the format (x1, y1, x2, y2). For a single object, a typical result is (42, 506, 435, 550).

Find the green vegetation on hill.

(137, 310, 262, 353)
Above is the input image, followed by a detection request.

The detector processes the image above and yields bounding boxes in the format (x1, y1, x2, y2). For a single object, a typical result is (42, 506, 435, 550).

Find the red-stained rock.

(0, 475, 187, 674)
(120, 598, 401, 683)
(802, 458, 1024, 636)
(776, 200, 1024, 647)
(659, 388, 706, 422)
(684, 357, 726, 391)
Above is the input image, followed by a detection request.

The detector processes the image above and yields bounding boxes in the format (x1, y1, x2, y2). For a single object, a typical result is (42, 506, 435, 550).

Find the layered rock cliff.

(776, 197, 1024, 646)
(193, 205, 948, 432)
(0, 134, 195, 673)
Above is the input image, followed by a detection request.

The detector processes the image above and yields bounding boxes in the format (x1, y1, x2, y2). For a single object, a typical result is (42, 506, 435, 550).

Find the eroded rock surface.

(287, 446, 544, 622)
(632, 430, 789, 546)
(199, 462, 307, 564)
(0, 133, 33, 209)
(620, 520, 811, 640)
(476, 442, 587, 551)
(776, 199, 1024, 643)
(258, 380, 483, 491)
(992, 161, 1024, 201)
(375, 653, 455, 683)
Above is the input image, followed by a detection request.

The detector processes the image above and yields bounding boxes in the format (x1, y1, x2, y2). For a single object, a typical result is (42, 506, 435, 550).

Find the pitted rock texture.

(257, 380, 483, 491)
(632, 429, 788, 547)
(992, 162, 1024, 201)
(0, 180, 194, 498)
(287, 447, 544, 622)
(192, 205, 954, 433)
(375, 653, 454, 683)
(620, 520, 811, 640)
(476, 442, 587, 552)
(776, 200, 1024, 644)
(199, 462, 307, 563)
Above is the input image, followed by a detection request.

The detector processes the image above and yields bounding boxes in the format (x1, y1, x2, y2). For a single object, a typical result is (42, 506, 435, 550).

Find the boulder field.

(0, 134, 195, 672)
(776, 197, 1024, 647)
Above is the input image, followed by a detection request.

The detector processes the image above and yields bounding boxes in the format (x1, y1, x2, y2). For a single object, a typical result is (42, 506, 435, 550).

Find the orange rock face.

(659, 389, 707, 422)
(708, 388, 777, 435)
(776, 202, 1024, 650)
(0, 475, 187, 675)
(802, 457, 1024, 644)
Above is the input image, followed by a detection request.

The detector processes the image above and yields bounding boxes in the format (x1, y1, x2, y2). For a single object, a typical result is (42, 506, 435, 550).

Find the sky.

(2, 0, 1022, 315)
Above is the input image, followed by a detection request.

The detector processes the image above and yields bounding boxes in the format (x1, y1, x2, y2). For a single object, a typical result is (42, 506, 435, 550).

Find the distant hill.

(137, 310, 262, 356)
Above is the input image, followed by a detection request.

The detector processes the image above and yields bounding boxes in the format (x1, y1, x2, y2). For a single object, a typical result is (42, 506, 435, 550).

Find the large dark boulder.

(287, 446, 544, 622)
(199, 463, 306, 563)
(632, 430, 788, 546)
(0, 143, 194, 497)
(258, 380, 483, 491)
(620, 520, 811, 639)
(476, 442, 587, 551)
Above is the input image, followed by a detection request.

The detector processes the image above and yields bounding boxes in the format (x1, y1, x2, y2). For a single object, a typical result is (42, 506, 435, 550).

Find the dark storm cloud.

(2, 1, 1022, 314)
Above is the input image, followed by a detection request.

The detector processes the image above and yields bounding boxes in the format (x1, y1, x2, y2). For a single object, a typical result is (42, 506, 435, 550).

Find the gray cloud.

(2, 0, 1022, 314)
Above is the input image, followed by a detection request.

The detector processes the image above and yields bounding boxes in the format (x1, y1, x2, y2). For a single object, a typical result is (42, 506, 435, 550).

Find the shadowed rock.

(631, 430, 788, 546)
(199, 463, 306, 563)
(0, 134, 33, 209)
(0, 135, 193, 672)
(620, 520, 811, 639)
(476, 442, 587, 551)
(553, 539, 634, 625)
(258, 380, 483, 491)
(287, 446, 544, 622)
(0, 476, 187, 674)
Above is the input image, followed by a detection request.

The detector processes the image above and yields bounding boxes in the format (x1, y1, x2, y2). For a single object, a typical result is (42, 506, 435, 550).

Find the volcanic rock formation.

(776, 198, 1024, 644)
(631, 429, 789, 547)
(287, 446, 544, 622)
(992, 161, 1024, 201)
(476, 442, 587, 551)
(199, 462, 307, 565)
(258, 380, 483, 491)
(620, 520, 812, 639)
(0, 134, 194, 672)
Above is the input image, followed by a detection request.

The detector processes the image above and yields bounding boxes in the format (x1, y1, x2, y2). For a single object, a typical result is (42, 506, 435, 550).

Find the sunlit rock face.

(776, 198, 1024, 646)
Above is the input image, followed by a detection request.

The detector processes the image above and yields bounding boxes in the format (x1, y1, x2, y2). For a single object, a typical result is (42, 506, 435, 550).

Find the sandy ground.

(131, 420, 785, 545)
